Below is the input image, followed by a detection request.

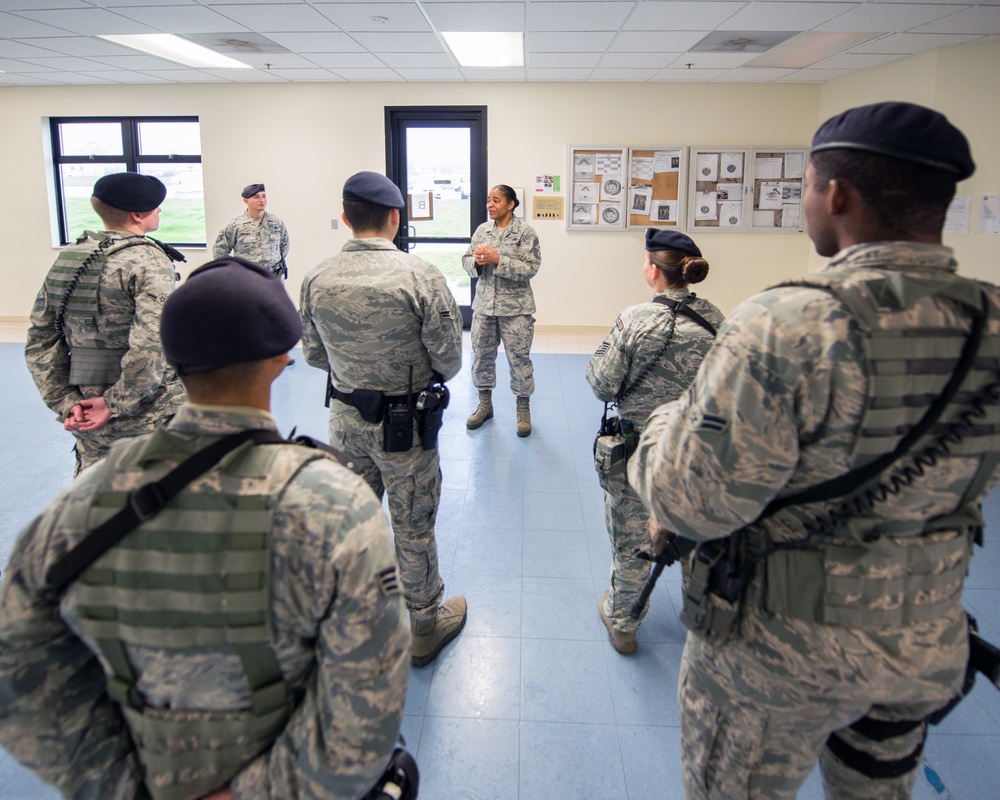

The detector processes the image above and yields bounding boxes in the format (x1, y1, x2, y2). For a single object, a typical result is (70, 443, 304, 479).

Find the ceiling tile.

(610, 30, 707, 51)
(0, 72, 61, 84)
(79, 69, 173, 82)
(198, 66, 286, 80)
(111, 5, 252, 33)
(141, 69, 229, 81)
(11, 36, 137, 56)
(328, 67, 403, 80)
(378, 50, 454, 67)
(599, 52, 677, 68)
(526, 67, 594, 81)
(88, 54, 201, 70)
(460, 66, 525, 80)
(719, 2, 855, 31)
(423, 2, 524, 32)
(13, 8, 154, 35)
(666, 51, 758, 68)
(304, 51, 386, 68)
(526, 31, 616, 51)
(589, 67, 660, 80)
(0, 11, 83, 37)
(35, 70, 116, 83)
(849, 32, 984, 54)
(349, 31, 445, 52)
(816, 3, 962, 32)
(262, 67, 343, 80)
(0, 39, 82, 57)
(773, 67, 853, 81)
(392, 66, 464, 80)
(314, 3, 431, 32)
(624, 2, 745, 31)
(202, 4, 339, 32)
(17, 56, 108, 71)
(528, 51, 601, 68)
(912, 6, 1000, 34)
(815, 51, 909, 69)
(262, 31, 365, 52)
(717, 66, 797, 81)
(529, 2, 632, 32)
(650, 67, 730, 81)
(0, 0, 91, 8)
(233, 53, 319, 68)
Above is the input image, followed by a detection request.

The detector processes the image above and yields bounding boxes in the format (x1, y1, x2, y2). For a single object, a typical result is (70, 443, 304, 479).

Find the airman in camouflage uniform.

(462, 185, 541, 436)
(300, 171, 467, 667)
(213, 183, 290, 276)
(587, 229, 722, 654)
(25, 172, 185, 475)
(0, 258, 411, 800)
(630, 103, 1000, 799)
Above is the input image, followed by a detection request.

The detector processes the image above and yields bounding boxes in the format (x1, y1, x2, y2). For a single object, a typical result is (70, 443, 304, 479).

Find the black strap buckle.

(128, 482, 165, 522)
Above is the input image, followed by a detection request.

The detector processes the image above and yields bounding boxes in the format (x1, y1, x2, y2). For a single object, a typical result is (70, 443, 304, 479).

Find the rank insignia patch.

(687, 407, 729, 435)
(377, 566, 401, 597)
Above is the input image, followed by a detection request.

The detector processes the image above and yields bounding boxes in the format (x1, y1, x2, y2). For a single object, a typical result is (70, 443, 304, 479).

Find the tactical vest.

(757, 265, 1000, 629)
(46, 232, 166, 386)
(73, 429, 330, 800)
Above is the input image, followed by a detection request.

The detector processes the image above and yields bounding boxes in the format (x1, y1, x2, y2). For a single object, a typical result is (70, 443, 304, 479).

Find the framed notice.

(627, 146, 687, 230)
(568, 145, 628, 230)
(748, 148, 807, 232)
(687, 148, 750, 232)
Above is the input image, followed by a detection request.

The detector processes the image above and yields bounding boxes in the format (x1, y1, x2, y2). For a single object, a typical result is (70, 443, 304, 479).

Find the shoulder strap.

(45, 428, 286, 596)
(758, 288, 989, 521)
(652, 295, 718, 336)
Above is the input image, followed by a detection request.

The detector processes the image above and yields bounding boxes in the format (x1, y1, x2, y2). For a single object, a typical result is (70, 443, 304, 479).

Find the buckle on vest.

(129, 482, 165, 521)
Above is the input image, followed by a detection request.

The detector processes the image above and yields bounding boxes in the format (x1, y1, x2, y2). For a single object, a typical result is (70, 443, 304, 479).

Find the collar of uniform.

(167, 402, 279, 437)
(342, 237, 397, 252)
(824, 241, 958, 273)
(242, 210, 267, 226)
(652, 288, 694, 302)
(489, 216, 523, 237)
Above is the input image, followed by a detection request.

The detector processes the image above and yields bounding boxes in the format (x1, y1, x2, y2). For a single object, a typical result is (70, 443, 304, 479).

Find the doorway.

(385, 106, 487, 329)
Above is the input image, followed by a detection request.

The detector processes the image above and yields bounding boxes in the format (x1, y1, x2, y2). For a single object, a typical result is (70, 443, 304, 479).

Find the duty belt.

(328, 386, 417, 408)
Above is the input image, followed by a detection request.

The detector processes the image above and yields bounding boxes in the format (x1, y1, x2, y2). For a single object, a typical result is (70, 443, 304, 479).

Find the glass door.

(386, 106, 487, 328)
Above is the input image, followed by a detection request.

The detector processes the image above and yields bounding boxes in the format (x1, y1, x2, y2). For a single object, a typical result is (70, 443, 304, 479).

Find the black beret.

(645, 228, 702, 258)
(161, 257, 302, 376)
(811, 102, 974, 181)
(343, 171, 405, 209)
(92, 173, 166, 212)
(242, 183, 265, 198)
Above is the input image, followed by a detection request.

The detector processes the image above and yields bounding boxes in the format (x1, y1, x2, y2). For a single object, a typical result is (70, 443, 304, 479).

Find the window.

(49, 116, 205, 246)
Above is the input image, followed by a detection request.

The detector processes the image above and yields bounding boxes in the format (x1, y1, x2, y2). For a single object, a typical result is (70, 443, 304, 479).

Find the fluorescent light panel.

(98, 34, 252, 69)
(442, 32, 523, 68)
(744, 31, 883, 69)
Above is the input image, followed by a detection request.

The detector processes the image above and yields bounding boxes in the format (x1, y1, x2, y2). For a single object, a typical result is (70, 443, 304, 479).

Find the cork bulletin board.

(627, 146, 687, 230)
(688, 147, 750, 232)
(748, 148, 807, 232)
(567, 145, 628, 230)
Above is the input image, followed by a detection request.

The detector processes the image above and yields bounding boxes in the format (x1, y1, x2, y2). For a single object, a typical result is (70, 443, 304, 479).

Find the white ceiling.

(1, 0, 998, 85)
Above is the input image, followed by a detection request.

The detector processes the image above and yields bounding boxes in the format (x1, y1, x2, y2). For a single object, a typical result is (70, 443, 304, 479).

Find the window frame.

(49, 115, 204, 246)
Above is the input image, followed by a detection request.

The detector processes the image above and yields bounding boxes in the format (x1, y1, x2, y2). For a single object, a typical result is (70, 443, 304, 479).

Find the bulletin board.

(567, 145, 628, 230)
(626, 146, 687, 230)
(748, 148, 807, 232)
(688, 148, 750, 232)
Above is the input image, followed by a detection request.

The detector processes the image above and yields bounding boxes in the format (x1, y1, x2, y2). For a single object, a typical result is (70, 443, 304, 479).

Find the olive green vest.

(74, 429, 328, 800)
(759, 266, 1000, 628)
(46, 232, 163, 385)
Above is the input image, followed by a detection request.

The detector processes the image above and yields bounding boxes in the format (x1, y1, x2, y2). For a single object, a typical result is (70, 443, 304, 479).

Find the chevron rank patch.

(595, 342, 610, 356)
(687, 406, 729, 435)
(377, 566, 401, 597)
(440, 310, 452, 318)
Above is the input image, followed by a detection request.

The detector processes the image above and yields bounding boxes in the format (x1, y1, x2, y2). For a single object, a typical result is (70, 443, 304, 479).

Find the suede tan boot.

(599, 590, 637, 655)
(410, 595, 468, 667)
(466, 390, 494, 430)
(516, 396, 532, 438)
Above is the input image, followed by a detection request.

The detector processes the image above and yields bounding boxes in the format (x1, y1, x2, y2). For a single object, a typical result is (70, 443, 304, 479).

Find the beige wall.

(2, 40, 997, 328)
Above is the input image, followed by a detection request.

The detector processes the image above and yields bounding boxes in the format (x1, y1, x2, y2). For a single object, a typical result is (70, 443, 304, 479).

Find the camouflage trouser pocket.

(593, 433, 630, 495)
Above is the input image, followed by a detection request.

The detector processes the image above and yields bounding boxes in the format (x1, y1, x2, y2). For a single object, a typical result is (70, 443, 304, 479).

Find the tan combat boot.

(599, 590, 637, 655)
(466, 390, 493, 430)
(516, 396, 532, 437)
(410, 595, 468, 667)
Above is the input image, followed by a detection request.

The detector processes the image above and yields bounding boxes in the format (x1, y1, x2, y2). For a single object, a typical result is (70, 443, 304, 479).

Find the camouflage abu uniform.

(213, 210, 290, 274)
(0, 403, 410, 799)
(25, 230, 186, 473)
(300, 237, 463, 616)
(462, 216, 541, 396)
(587, 289, 722, 632)
(630, 242, 1000, 799)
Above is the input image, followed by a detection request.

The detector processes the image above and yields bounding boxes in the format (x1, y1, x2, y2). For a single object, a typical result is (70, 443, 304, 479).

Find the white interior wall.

(2, 40, 997, 329)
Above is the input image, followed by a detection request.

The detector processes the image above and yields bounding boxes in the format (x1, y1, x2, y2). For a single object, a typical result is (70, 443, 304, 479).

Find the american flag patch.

(377, 566, 401, 597)
(615, 317, 624, 331)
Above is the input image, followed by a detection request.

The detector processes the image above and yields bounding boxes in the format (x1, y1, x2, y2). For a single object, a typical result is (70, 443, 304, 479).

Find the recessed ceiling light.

(743, 31, 884, 69)
(442, 32, 524, 68)
(98, 34, 253, 69)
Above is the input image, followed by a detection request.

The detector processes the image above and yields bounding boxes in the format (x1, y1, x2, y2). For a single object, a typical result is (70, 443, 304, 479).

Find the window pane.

(406, 128, 471, 239)
(61, 163, 126, 240)
(59, 122, 124, 157)
(138, 121, 201, 156)
(407, 242, 470, 307)
(140, 163, 206, 244)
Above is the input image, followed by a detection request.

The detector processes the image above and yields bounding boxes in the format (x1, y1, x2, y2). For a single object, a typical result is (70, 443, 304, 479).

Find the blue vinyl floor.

(1, 336, 999, 799)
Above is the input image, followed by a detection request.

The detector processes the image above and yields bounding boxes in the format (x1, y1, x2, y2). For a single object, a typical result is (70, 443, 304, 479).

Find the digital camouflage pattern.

(25, 230, 186, 472)
(588, 289, 723, 632)
(0, 404, 410, 800)
(300, 237, 462, 618)
(630, 242, 1000, 799)
(213, 211, 290, 272)
(462, 217, 541, 395)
